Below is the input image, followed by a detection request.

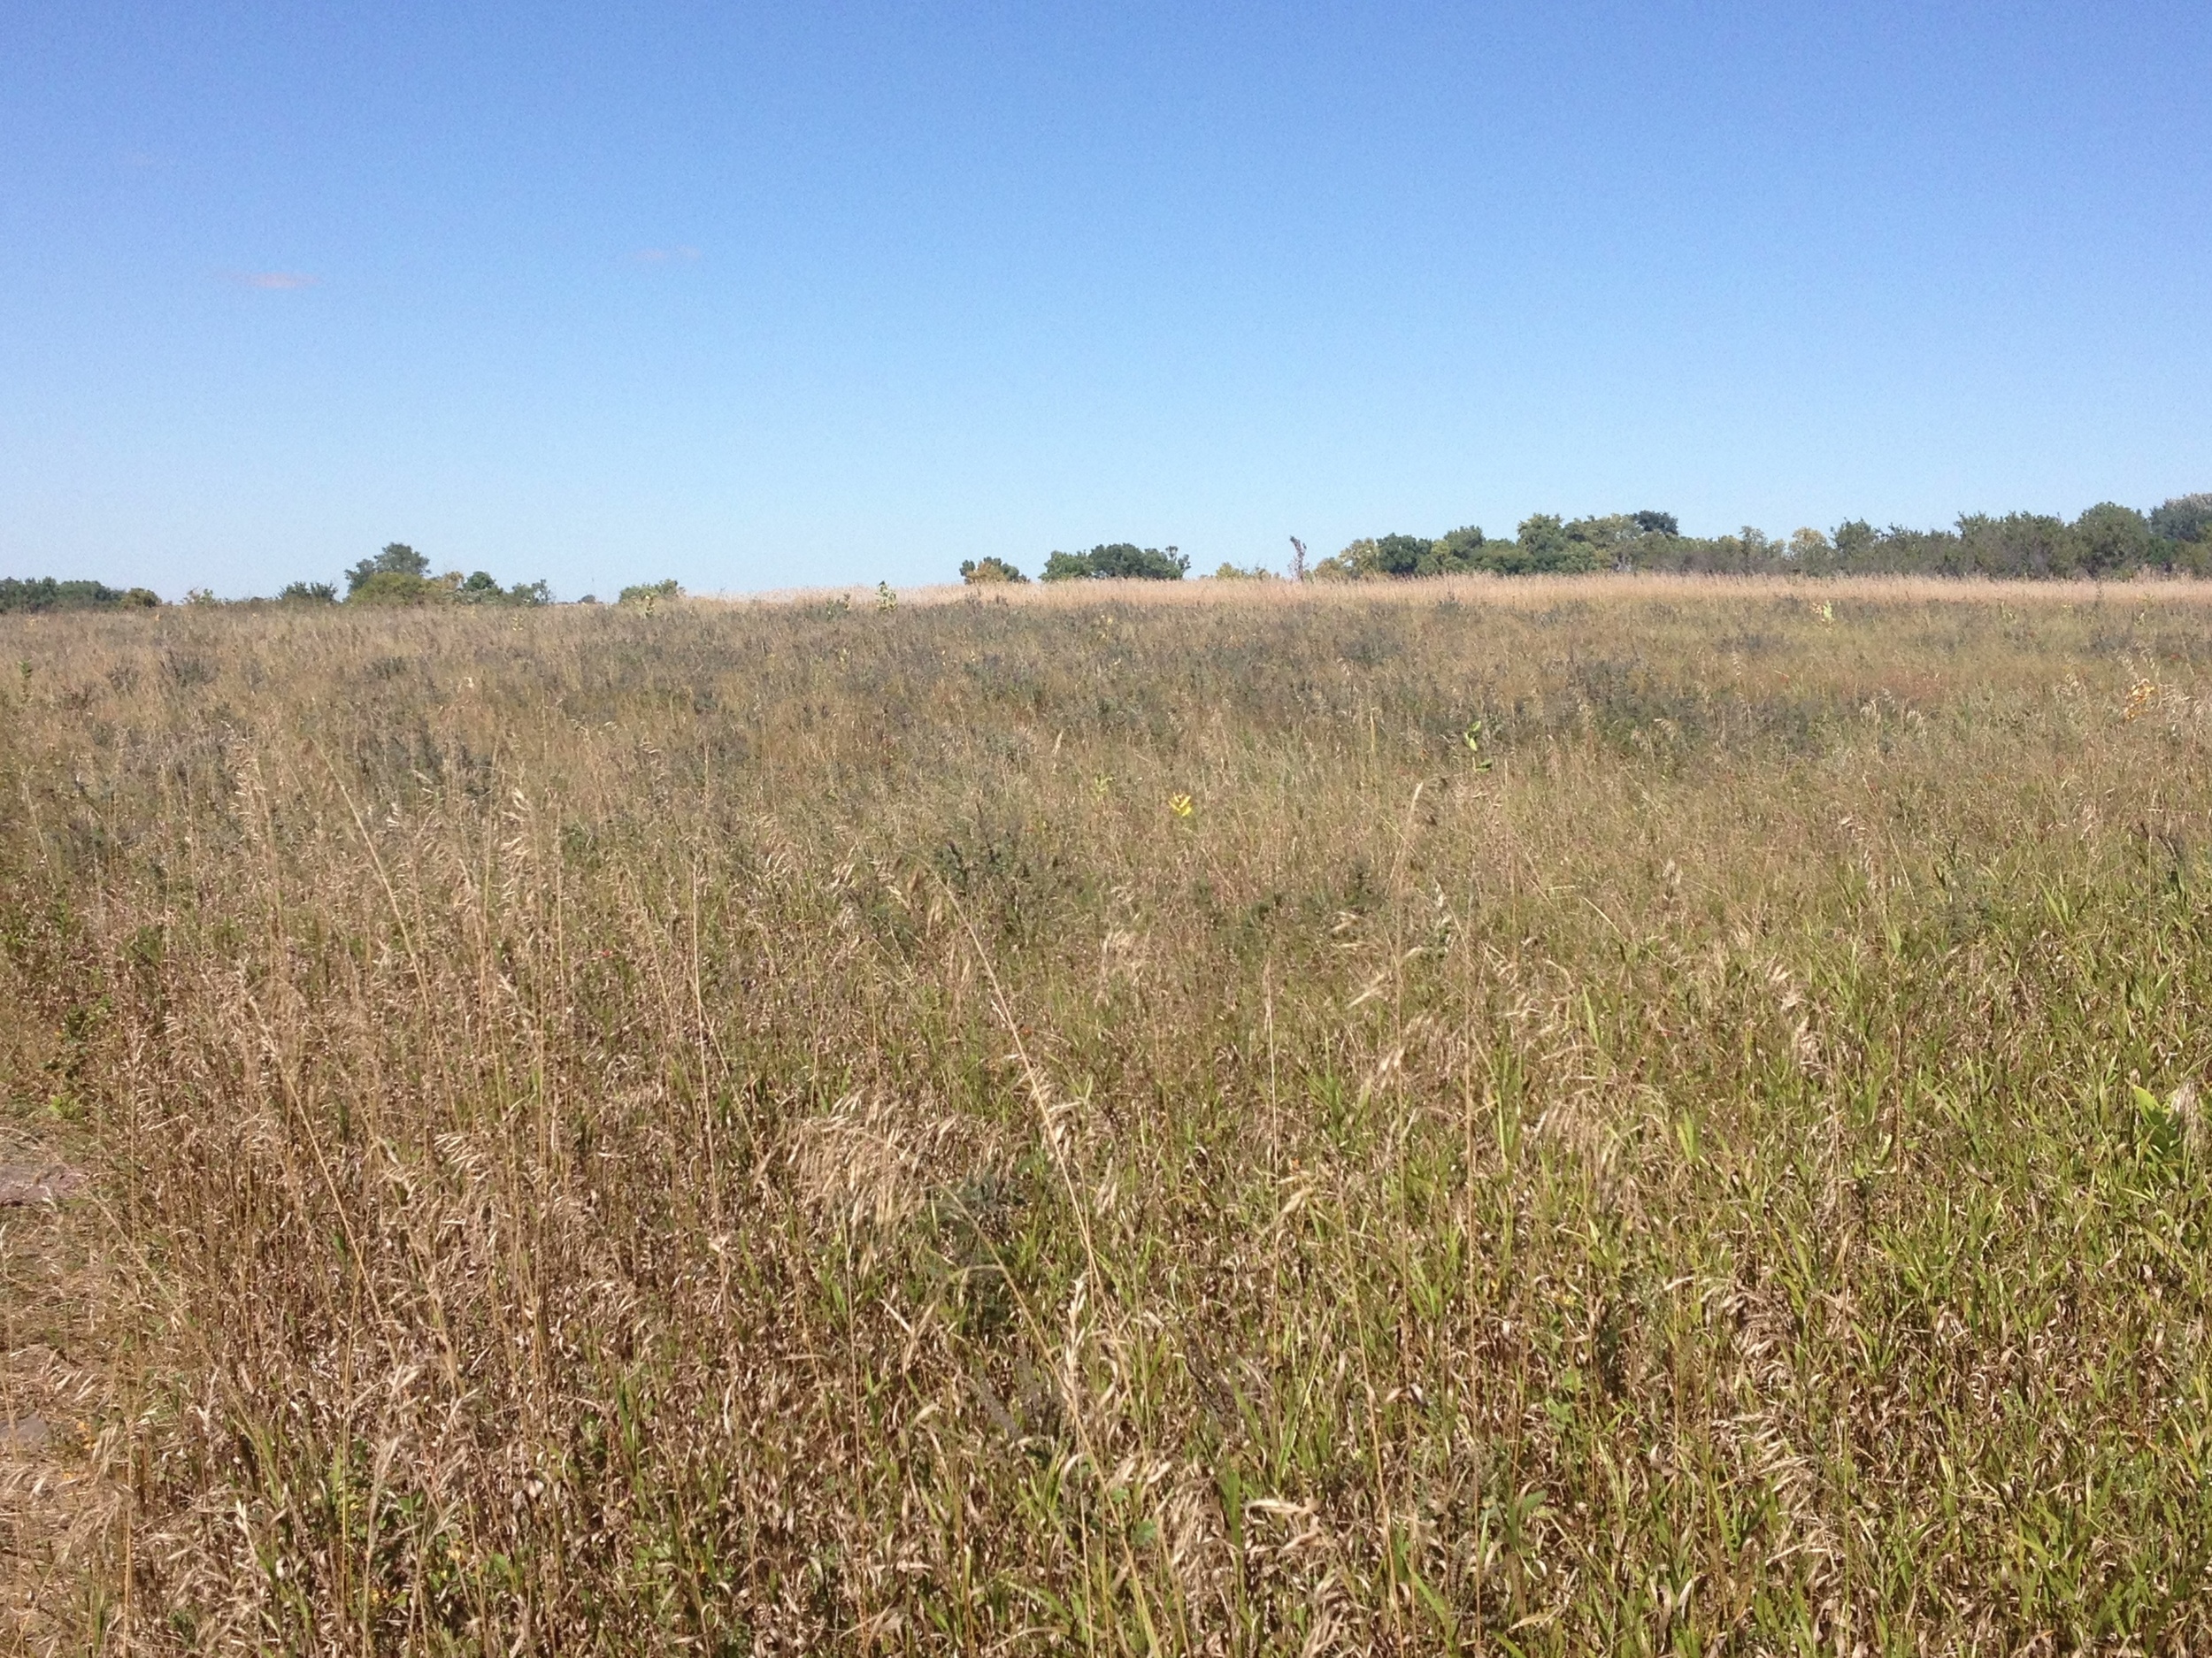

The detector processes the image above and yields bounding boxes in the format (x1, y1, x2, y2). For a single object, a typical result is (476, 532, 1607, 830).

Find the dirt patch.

(0, 1166, 86, 1208)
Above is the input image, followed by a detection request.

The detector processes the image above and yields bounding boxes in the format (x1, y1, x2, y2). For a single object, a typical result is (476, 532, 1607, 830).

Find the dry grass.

(728, 570, 2212, 611)
(4, 580, 2211, 1652)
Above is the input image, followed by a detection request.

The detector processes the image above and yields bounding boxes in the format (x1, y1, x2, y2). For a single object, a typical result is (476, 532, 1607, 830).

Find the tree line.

(275, 542, 555, 606)
(962, 495, 2212, 584)
(0, 577, 160, 613)
(11, 496, 2211, 609)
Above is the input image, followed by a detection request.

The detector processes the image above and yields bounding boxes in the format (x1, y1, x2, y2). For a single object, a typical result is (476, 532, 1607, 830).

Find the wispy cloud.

(227, 272, 320, 290)
(632, 246, 702, 265)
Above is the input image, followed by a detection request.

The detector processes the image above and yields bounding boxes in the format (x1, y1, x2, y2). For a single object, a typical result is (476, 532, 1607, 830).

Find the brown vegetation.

(4, 579, 2211, 1651)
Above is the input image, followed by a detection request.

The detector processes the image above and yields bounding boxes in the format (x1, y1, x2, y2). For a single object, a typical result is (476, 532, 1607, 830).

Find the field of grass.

(4, 576, 2212, 1653)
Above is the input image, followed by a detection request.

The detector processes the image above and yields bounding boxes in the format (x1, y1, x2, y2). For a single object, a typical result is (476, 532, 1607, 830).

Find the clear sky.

(3, 2, 2208, 598)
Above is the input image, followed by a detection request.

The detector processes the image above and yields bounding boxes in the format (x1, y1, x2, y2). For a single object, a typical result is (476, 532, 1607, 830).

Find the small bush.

(959, 557, 1028, 585)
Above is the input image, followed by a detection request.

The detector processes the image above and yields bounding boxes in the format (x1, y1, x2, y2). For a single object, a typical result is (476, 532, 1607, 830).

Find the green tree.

(1830, 520, 1878, 567)
(0, 578, 159, 612)
(347, 542, 430, 594)
(959, 557, 1028, 584)
(2071, 503, 2153, 575)
(1313, 533, 1477, 580)
(1955, 513, 2077, 577)
(2150, 494, 2212, 546)
(1432, 526, 1488, 571)
(1501, 515, 1599, 573)
(1041, 544, 1188, 581)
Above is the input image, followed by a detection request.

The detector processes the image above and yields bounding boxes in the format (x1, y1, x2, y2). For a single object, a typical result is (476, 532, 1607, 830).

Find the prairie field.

(7, 576, 2212, 1654)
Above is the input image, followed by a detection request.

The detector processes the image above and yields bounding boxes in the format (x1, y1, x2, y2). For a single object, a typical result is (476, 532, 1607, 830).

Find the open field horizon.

(4, 583, 2211, 1652)
(714, 570, 2212, 612)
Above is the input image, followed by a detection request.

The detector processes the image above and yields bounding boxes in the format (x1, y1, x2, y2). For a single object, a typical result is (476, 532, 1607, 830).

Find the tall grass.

(4, 580, 2210, 1652)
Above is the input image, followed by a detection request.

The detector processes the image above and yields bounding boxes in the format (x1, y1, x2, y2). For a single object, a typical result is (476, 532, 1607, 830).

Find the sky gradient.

(3, 1, 2208, 598)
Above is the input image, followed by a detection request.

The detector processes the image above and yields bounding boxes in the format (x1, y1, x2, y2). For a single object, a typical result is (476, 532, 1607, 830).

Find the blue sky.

(2, 2, 2207, 598)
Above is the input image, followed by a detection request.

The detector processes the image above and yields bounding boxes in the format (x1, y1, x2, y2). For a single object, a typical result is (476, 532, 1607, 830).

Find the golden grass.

(4, 582, 2211, 1652)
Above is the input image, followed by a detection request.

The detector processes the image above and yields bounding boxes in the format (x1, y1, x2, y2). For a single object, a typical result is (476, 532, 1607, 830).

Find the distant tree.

(1431, 526, 1488, 571)
(618, 579, 684, 607)
(1510, 515, 1599, 573)
(449, 571, 551, 605)
(959, 557, 1028, 584)
(1308, 540, 1371, 580)
(0, 578, 159, 612)
(1563, 515, 1642, 570)
(1955, 513, 2077, 578)
(342, 543, 452, 604)
(1830, 520, 1878, 565)
(278, 580, 338, 604)
(1515, 514, 1570, 563)
(2150, 494, 2212, 546)
(1289, 496, 2200, 586)
(1041, 544, 1189, 580)
(1288, 537, 1308, 581)
(1788, 527, 1831, 563)
(1318, 539, 1425, 583)
(2072, 503, 2154, 575)
(1365, 534, 1434, 577)
(1313, 532, 1485, 580)
(347, 542, 430, 593)
(1211, 561, 1278, 580)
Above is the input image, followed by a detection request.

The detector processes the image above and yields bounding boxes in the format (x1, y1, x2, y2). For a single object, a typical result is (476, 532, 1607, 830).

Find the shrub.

(348, 570, 449, 605)
(277, 581, 339, 605)
(618, 580, 684, 608)
(959, 557, 1028, 584)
